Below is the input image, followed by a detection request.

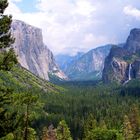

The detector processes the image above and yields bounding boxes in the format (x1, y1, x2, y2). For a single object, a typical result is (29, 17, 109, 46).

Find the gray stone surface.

(11, 20, 67, 80)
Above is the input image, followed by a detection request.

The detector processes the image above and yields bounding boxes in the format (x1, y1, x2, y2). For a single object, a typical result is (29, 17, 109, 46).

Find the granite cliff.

(102, 28, 140, 84)
(11, 20, 67, 80)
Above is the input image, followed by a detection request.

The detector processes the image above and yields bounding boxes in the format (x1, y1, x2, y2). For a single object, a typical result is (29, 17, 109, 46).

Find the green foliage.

(0, 0, 8, 14)
(56, 120, 72, 140)
(0, 66, 62, 93)
(99, 120, 107, 130)
(83, 113, 120, 140)
(0, 0, 14, 49)
(13, 90, 43, 140)
(84, 114, 97, 138)
(0, 133, 14, 140)
(123, 115, 133, 140)
(24, 127, 37, 140)
(1, 69, 140, 140)
(0, 87, 18, 138)
(38, 81, 140, 139)
(0, 0, 17, 71)
(129, 105, 140, 139)
(0, 65, 63, 139)
(85, 128, 118, 140)
(121, 79, 140, 97)
(0, 48, 18, 71)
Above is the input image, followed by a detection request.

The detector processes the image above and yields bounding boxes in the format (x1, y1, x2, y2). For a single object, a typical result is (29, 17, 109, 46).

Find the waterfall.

(128, 64, 132, 81)
(123, 64, 132, 85)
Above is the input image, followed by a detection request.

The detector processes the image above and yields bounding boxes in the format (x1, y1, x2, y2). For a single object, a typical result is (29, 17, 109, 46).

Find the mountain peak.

(12, 20, 41, 31)
(124, 28, 140, 54)
(103, 28, 140, 84)
(130, 28, 140, 35)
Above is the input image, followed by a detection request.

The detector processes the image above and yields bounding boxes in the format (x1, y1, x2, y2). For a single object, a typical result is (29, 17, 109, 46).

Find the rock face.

(11, 20, 67, 80)
(55, 52, 84, 73)
(102, 51, 128, 84)
(56, 45, 112, 80)
(132, 60, 140, 79)
(124, 28, 140, 54)
(102, 28, 140, 84)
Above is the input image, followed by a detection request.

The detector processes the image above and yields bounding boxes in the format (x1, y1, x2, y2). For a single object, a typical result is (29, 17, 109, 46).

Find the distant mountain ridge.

(11, 20, 67, 81)
(56, 45, 112, 81)
(55, 52, 84, 72)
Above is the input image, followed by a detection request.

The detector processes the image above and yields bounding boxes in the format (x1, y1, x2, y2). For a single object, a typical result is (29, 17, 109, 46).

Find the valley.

(40, 81, 140, 139)
(1, 0, 140, 140)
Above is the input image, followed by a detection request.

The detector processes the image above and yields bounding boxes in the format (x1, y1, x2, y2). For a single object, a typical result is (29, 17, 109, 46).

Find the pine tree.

(129, 105, 140, 139)
(56, 120, 72, 140)
(0, 0, 14, 49)
(0, 0, 18, 138)
(0, 0, 8, 14)
(84, 128, 118, 140)
(84, 114, 97, 138)
(21, 92, 38, 140)
(0, 87, 17, 138)
(123, 115, 133, 140)
(0, 0, 17, 71)
(0, 48, 18, 70)
(99, 120, 107, 130)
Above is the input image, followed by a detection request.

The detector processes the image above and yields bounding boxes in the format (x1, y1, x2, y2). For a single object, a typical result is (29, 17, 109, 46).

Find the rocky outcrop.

(124, 28, 140, 54)
(102, 28, 140, 84)
(103, 56, 128, 84)
(56, 45, 112, 80)
(11, 20, 67, 80)
(132, 60, 140, 79)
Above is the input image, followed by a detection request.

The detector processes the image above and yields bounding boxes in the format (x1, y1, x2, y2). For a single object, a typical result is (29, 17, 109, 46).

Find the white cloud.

(6, 0, 21, 14)
(83, 34, 110, 47)
(6, 0, 140, 55)
(124, 5, 140, 20)
(75, 0, 96, 16)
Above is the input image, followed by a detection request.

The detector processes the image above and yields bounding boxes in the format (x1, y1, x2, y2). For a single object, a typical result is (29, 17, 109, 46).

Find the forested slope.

(0, 66, 63, 94)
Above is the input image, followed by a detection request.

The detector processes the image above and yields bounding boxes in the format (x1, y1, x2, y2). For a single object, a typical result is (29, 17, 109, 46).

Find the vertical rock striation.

(11, 20, 67, 80)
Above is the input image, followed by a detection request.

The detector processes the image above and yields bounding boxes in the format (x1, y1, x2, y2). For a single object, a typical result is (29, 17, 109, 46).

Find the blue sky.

(14, 0, 38, 13)
(6, 0, 140, 55)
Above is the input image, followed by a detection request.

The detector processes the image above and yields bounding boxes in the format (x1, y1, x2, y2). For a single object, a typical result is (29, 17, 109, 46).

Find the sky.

(5, 0, 140, 55)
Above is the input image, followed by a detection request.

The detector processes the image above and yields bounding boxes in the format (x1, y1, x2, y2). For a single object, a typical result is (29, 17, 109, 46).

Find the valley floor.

(1, 72, 140, 140)
(35, 80, 140, 140)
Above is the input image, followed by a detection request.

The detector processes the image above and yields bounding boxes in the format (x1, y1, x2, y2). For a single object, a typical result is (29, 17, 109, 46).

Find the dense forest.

(1, 0, 140, 140)
(1, 71, 140, 140)
(35, 81, 140, 140)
